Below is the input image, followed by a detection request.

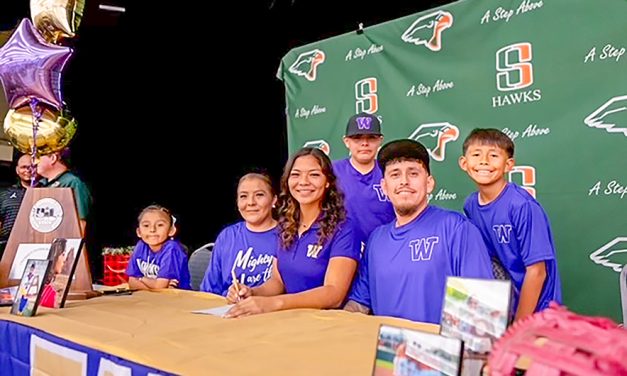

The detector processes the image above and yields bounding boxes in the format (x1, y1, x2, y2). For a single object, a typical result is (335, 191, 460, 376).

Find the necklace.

(300, 220, 315, 229)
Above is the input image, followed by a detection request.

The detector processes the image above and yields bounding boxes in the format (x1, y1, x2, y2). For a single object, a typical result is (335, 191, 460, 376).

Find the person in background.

(0, 153, 34, 258)
(37, 148, 96, 278)
(333, 112, 395, 247)
(200, 172, 278, 296)
(37, 148, 91, 236)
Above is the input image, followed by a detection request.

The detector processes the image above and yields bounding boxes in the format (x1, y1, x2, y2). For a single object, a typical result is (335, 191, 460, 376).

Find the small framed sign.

(9, 243, 50, 280)
(440, 277, 512, 353)
(373, 324, 464, 376)
(40, 238, 84, 308)
(10, 259, 52, 317)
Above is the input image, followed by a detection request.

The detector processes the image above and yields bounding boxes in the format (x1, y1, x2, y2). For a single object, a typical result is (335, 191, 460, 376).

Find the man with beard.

(345, 139, 493, 323)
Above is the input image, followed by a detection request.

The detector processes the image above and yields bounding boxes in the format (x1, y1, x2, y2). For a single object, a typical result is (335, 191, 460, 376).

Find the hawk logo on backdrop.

(401, 10, 453, 51)
(583, 95, 627, 137)
(355, 77, 378, 114)
(303, 140, 330, 155)
(493, 224, 513, 244)
(288, 49, 326, 81)
(492, 42, 542, 107)
(589, 237, 627, 272)
(408, 122, 459, 161)
(508, 165, 536, 198)
(410, 237, 439, 261)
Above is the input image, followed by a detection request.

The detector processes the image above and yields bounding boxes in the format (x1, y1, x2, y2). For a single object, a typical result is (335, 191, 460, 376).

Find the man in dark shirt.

(38, 148, 96, 279)
(37, 148, 92, 236)
(0, 154, 33, 257)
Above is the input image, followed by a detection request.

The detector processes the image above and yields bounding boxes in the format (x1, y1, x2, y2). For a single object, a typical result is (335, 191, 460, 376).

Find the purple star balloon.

(0, 18, 72, 110)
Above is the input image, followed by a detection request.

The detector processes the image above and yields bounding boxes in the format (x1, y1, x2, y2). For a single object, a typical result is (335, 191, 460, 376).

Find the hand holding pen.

(226, 270, 252, 304)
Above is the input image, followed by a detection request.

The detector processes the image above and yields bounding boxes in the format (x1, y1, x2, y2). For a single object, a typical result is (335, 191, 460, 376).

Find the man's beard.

(394, 203, 420, 217)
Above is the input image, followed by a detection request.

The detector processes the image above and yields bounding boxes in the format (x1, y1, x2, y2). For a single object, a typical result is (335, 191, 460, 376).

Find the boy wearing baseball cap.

(332, 113, 395, 246)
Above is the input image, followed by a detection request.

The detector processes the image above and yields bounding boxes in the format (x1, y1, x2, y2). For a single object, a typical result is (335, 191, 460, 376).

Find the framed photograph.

(40, 238, 83, 308)
(10, 259, 52, 317)
(440, 277, 512, 353)
(9, 243, 51, 280)
(373, 324, 463, 376)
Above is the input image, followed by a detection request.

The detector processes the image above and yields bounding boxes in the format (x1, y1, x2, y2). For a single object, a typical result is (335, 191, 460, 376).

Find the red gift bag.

(103, 254, 131, 286)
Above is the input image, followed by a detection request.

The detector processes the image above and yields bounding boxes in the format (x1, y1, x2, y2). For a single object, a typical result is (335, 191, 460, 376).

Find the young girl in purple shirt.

(126, 205, 191, 290)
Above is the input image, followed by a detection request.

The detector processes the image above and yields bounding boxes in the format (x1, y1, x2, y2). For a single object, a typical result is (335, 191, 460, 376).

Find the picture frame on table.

(10, 258, 52, 317)
(40, 238, 84, 308)
(440, 277, 512, 354)
(373, 324, 464, 376)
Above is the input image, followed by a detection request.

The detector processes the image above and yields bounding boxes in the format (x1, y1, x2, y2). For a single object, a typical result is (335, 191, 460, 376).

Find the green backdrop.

(278, 0, 627, 321)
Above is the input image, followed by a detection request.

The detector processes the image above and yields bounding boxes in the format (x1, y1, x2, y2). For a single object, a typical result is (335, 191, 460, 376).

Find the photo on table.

(40, 238, 84, 308)
(373, 324, 463, 376)
(10, 258, 52, 317)
(440, 277, 512, 353)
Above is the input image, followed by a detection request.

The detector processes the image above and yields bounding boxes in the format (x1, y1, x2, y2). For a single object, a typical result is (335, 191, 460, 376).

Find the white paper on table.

(191, 304, 234, 317)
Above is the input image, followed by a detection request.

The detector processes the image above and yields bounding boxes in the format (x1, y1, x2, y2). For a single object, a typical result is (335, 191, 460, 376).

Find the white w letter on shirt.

(306, 244, 323, 258)
(410, 237, 439, 261)
(492, 224, 513, 244)
(372, 184, 390, 202)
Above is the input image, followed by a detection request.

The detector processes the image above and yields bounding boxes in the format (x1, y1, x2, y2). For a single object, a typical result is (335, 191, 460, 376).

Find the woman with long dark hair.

(225, 147, 359, 317)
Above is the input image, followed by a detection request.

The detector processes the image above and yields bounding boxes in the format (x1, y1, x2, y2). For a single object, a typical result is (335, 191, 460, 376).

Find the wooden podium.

(0, 188, 97, 299)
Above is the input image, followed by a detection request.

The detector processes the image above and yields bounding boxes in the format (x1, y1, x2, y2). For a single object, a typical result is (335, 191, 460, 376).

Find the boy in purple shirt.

(458, 128, 562, 321)
(225, 147, 360, 318)
(126, 205, 191, 290)
(333, 113, 395, 245)
(346, 139, 493, 323)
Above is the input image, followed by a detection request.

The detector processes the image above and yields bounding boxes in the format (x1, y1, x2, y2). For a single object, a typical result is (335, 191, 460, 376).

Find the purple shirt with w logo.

(463, 183, 562, 313)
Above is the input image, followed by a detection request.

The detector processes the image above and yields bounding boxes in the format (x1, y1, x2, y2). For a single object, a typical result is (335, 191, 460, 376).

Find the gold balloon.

(30, 0, 85, 44)
(3, 105, 77, 155)
(0, 29, 14, 46)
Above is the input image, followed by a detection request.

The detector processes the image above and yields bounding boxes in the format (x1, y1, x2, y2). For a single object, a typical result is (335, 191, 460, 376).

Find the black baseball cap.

(345, 113, 382, 137)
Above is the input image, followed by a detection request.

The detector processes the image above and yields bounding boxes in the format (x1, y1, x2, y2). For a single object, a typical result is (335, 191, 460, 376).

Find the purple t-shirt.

(126, 239, 191, 290)
(463, 183, 562, 313)
(277, 219, 360, 294)
(349, 206, 494, 324)
(333, 159, 395, 244)
(200, 221, 277, 296)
